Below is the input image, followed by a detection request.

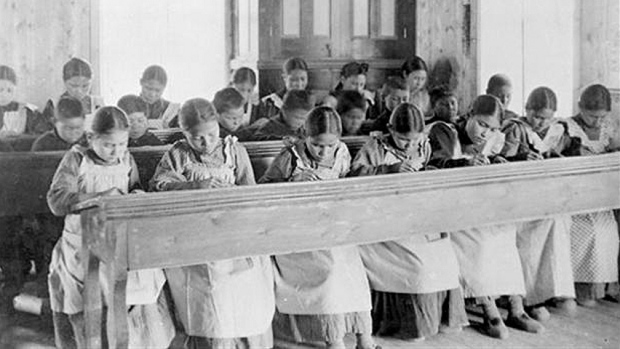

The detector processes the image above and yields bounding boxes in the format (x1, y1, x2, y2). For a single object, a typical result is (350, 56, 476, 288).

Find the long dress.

(501, 117, 576, 305)
(260, 140, 373, 344)
(150, 136, 275, 348)
(546, 116, 619, 298)
(428, 120, 527, 300)
(47, 145, 174, 348)
(351, 134, 468, 339)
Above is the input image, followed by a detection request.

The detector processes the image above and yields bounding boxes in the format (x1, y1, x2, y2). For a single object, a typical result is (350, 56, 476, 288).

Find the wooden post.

(81, 207, 103, 348)
(103, 222, 129, 349)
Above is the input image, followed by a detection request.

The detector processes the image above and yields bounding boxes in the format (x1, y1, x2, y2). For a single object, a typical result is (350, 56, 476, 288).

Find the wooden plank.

(79, 154, 619, 270)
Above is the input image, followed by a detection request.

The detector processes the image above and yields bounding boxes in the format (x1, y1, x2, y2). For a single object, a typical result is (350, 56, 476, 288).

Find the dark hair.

(213, 87, 245, 114)
(382, 76, 409, 96)
(389, 103, 425, 134)
(486, 74, 512, 94)
(0, 65, 17, 84)
(526, 87, 557, 112)
(63, 58, 92, 81)
(117, 94, 147, 115)
(141, 65, 168, 85)
(470, 94, 504, 121)
(179, 98, 218, 130)
(579, 84, 611, 111)
(282, 57, 309, 74)
(305, 106, 342, 137)
(401, 56, 428, 76)
(336, 90, 367, 116)
(91, 106, 129, 135)
(282, 90, 316, 111)
(232, 67, 257, 86)
(429, 87, 458, 108)
(340, 62, 369, 78)
(56, 97, 84, 120)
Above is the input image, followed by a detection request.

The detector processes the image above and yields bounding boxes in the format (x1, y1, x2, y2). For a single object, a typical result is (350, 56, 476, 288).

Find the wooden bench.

(76, 153, 620, 348)
(150, 128, 183, 144)
(0, 136, 369, 218)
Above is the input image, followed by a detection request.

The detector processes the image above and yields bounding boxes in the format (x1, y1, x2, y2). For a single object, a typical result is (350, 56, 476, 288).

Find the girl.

(231, 67, 263, 126)
(336, 90, 368, 136)
(47, 106, 174, 348)
(351, 103, 468, 341)
(430, 95, 543, 339)
(323, 62, 377, 119)
(260, 57, 309, 120)
(150, 98, 275, 348)
(545, 84, 619, 306)
(401, 56, 431, 119)
(500, 87, 577, 320)
(42, 58, 104, 130)
(260, 107, 379, 349)
(139, 65, 181, 129)
(0, 65, 47, 136)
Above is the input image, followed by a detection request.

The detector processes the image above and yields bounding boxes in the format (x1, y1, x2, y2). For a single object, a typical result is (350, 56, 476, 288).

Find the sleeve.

(40, 99, 55, 127)
(258, 149, 294, 183)
(128, 155, 143, 192)
(46, 150, 82, 216)
(500, 122, 528, 160)
(149, 146, 189, 191)
(349, 140, 384, 177)
(233, 143, 256, 186)
(30, 133, 49, 152)
(428, 123, 469, 168)
(338, 145, 352, 177)
(147, 132, 165, 146)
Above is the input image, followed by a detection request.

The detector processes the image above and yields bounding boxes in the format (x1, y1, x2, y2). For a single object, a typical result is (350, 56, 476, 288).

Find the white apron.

(450, 224, 526, 298)
(48, 151, 166, 315)
(0, 104, 29, 134)
(548, 118, 620, 283)
(517, 216, 576, 305)
(274, 142, 372, 315)
(164, 137, 275, 338)
(359, 136, 460, 294)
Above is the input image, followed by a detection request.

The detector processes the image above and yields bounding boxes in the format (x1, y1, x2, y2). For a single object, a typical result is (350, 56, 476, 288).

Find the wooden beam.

(80, 153, 619, 271)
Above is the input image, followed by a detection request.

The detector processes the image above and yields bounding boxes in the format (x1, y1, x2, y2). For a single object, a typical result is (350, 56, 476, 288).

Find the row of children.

(45, 76, 619, 348)
(0, 55, 436, 152)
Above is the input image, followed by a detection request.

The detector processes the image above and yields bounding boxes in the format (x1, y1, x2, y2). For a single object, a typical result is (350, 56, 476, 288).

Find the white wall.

(479, 0, 577, 118)
(99, 0, 227, 105)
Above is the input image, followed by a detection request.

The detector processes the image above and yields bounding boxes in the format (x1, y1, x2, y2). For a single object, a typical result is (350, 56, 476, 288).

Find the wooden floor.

(1, 276, 619, 349)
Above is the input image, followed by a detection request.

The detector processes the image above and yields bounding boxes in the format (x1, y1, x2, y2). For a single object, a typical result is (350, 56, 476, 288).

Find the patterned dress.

(260, 140, 373, 344)
(546, 116, 619, 291)
(151, 136, 275, 348)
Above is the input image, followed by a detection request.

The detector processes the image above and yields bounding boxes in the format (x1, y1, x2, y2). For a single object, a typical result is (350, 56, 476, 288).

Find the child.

(232, 67, 262, 125)
(401, 56, 431, 118)
(431, 95, 543, 339)
(139, 65, 180, 129)
(0, 65, 47, 136)
(323, 62, 377, 119)
(545, 84, 619, 306)
(500, 87, 577, 320)
(351, 103, 468, 341)
(47, 106, 174, 348)
(428, 87, 459, 125)
(239, 90, 315, 141)
(260, 106, 379, 349)
(259, 57, 309, 120)
(150, 98, 275, 348)
(117, 94, 164, 147)
(486, 74, 519, 125)
(335, 90, 368, 136)
(41, 58, 104, 129)
(213, 87, 246, 138)
(365, 76, 410, 134)
(31, 97, 88, 151)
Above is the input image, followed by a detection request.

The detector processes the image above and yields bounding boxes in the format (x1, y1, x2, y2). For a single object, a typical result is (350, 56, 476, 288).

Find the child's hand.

(130, 189, 146, 194)
(291, 170, 320, 182)
(470, 154, 490, 166)
(526, 151, 544, 161)
(0, 129, 19, 137)
(398, 160, 420, 173)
